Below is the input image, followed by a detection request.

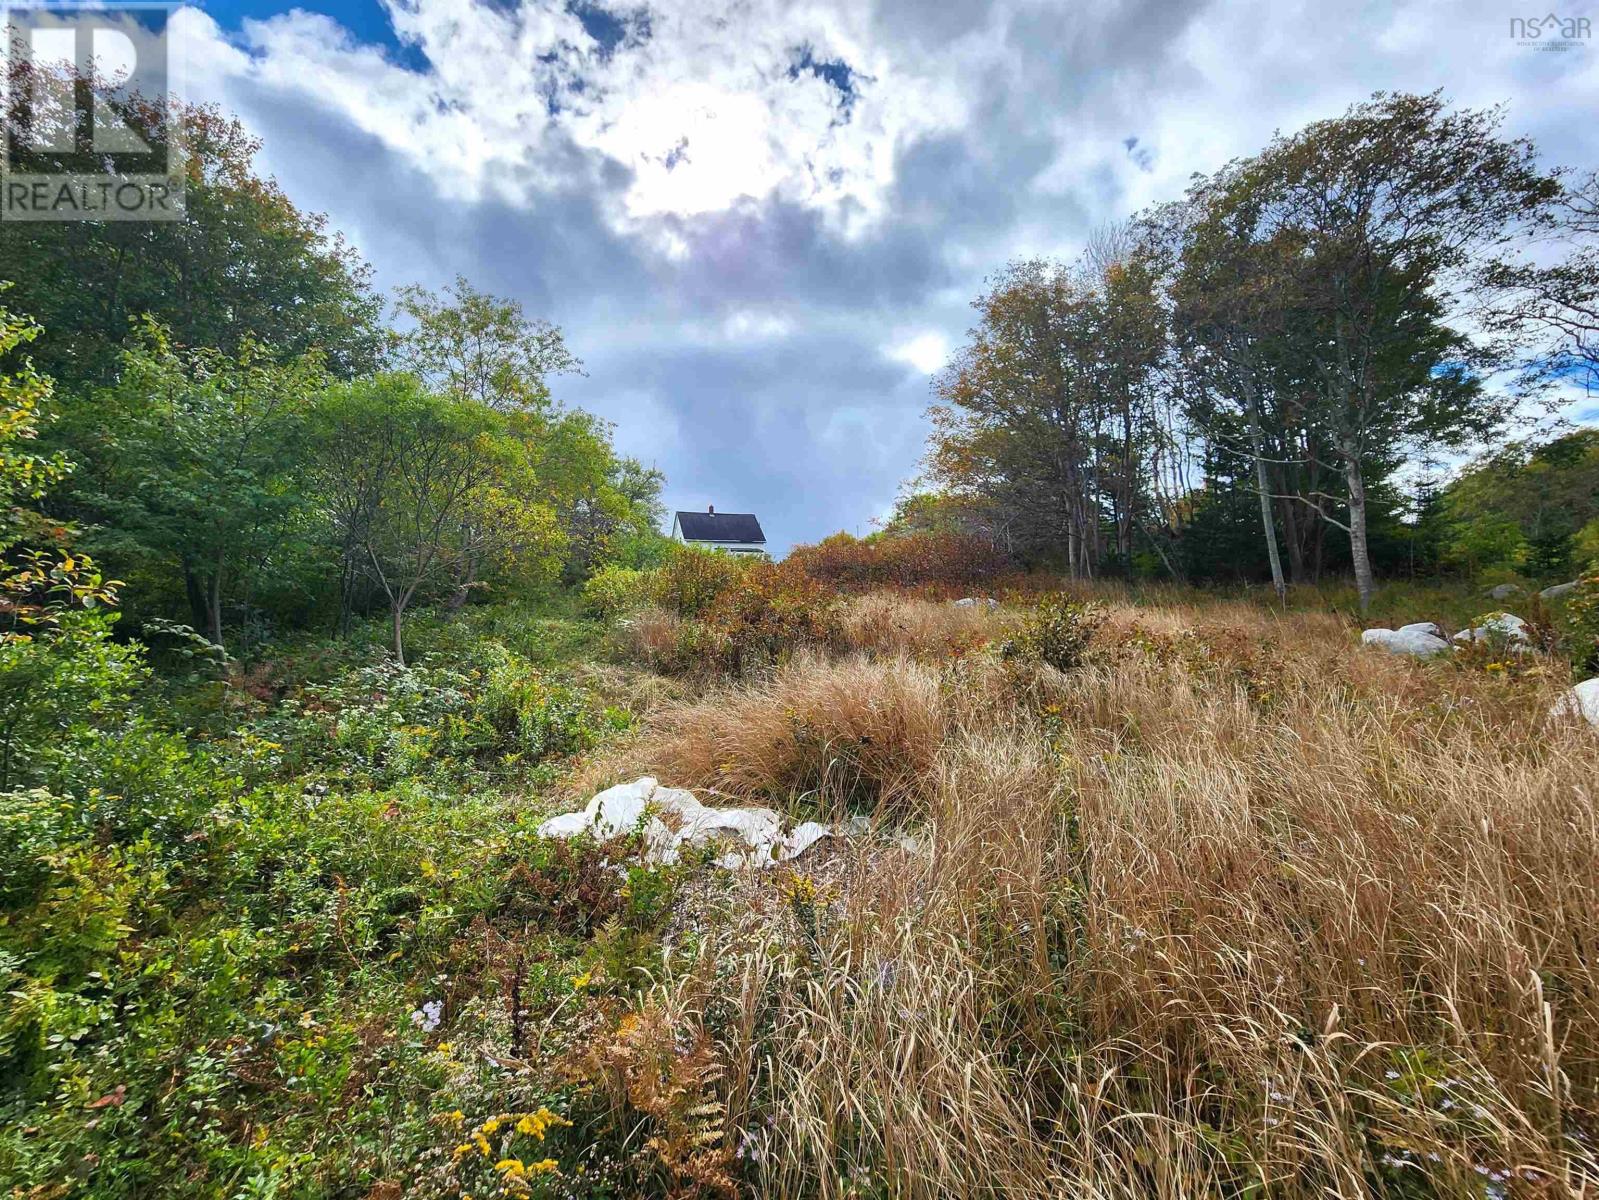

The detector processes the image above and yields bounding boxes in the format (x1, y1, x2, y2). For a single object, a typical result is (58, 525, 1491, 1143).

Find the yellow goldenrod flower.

(569, 969, 592, 990)
(529, 1159, 559, 1174)
(480, 1117, 501, 1135)
(515, 1108, 571, 1140)
(495, 1159, 525, 1176)
(472, 1132, 492, 1157)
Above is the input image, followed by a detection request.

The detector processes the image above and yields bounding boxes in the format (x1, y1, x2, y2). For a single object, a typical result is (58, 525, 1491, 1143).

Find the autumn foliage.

(786, 530, 1009, 592)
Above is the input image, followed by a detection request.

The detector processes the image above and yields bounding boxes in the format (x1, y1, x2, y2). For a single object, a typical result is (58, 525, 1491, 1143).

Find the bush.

(649, 545, 751, 618)
(1000, 595, 1103, 672)
(1563, 573, 1599, 675)
(240, 646, 619, 787)
(581, 563, 649, 619)
(788, 530, 1010, 592)
(700, 560, 840, 673)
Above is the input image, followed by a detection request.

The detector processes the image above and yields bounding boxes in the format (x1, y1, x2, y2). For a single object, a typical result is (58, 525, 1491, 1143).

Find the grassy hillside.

(4, 579, 1598, 1198)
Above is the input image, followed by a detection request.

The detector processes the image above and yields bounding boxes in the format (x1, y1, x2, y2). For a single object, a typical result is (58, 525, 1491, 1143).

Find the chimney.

(708, 504, 715, 514)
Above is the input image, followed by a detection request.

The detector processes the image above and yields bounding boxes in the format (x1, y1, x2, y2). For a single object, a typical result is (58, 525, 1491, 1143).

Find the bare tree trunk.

(1342, 448, 1375, 613)
(1280, 481, 1305, 584)
(392, 603, 407, 667)
(207, 551, 225, 649)
(1245, 382, 1286, 602)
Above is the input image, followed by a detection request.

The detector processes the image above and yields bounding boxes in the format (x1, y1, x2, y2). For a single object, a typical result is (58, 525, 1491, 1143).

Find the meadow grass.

(588, 587, 1599, 1197)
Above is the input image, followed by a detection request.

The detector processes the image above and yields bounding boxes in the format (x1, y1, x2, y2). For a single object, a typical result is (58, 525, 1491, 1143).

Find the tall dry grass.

(587, 593, 1599, 1198)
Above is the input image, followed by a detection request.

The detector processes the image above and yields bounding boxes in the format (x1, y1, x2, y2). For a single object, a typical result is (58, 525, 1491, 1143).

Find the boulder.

(1550, 678, 1599, 729)
(1485, 583, 1522, 601)
(536, 776, 835, 869)
(1453, 612, 1531, 648)
(952, 597, 976, 608)
(1540, 581, 1579, 601)
(1361, 627, 1449, 657)
(1398, 621, 1442, 637)
(951, 597, 998, 608)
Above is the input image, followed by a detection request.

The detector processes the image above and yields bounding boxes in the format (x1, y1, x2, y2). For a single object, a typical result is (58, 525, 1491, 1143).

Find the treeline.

(908, 93, 1599, 608)
(0, 100, 668, 663)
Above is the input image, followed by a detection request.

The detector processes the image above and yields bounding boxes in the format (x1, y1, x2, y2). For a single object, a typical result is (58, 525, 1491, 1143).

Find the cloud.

(175, 0, 1599, 553)
(885, 331, 950, 376)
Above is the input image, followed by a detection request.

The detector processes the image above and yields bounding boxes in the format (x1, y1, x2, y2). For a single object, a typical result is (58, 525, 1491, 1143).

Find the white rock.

(1540, 581, 1579, 601)
(1550, 678, 1599, 728)
(537, 810, 594, 838)
(952, 597, 977, 608)
(1362, 627, 1449, 657)
(1485, 583, 1522, 601)
(1453, 612, 1530, 647)
(536, 777, 835, 869)
(1398, 621, 1442, 637)
(783, 821, 835, 860)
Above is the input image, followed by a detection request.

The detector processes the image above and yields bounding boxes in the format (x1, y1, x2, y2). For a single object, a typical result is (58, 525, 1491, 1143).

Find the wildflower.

(434, 1041, 453, 1056)
(481, 1116, 502, 1135)
(495, 1159, 525, 1176)
(452, 1143, 475, 1161)
(569, 969, 592, 990)
(528, 1159, 559, 1174)
(515, 1108, 571, 1140)
(472, 1132, 492, 1157)
(443, 1109, 465, 1125)
(410, 999, 443, 1032)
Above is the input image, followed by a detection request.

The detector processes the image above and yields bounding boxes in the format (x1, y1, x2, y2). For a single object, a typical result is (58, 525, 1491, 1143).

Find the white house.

(671, 507, 768, 556)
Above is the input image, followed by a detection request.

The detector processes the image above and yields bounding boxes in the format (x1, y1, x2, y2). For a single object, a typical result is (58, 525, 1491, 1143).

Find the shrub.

(788, 529, 1009, 592)
(1000, 595, 1103, 672)
(1563, 573, 1599, 674)
(582, 563, 649, 619)
(650, 545, 750, 618)
(698, 559, 840, 673)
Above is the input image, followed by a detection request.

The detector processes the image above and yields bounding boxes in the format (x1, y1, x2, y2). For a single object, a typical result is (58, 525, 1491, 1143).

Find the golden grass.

(592, 592, 1599, 1197)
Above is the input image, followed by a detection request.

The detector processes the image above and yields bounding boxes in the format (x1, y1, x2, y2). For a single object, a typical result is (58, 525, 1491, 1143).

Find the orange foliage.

(786, 530, 1009, 593)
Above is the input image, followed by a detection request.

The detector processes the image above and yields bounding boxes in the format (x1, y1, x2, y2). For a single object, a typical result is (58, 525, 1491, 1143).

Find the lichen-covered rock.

(1540, 581, 1579, 601)
(1485, 583, 1522, 601)
(536, 776, 834, 869)
(1550, 678, 1599, 729)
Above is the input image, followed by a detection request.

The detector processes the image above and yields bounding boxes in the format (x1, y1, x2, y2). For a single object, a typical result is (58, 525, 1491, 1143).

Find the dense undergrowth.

(5, 559, 1599, 1198)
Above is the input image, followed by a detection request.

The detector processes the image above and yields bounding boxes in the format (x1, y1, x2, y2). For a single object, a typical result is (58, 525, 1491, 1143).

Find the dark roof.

(675, 511, 766, 543)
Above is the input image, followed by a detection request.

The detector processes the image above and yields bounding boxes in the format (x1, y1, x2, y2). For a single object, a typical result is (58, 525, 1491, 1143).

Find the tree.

(0, 96, 384, 389)
(927, 252, 1174, 578)
(0, 304, 68, 558)
(312, 377, 563, 665)
(1441, 430, 1599, 579)
(1228, 92, 1558, 610)
(0, 304, 129, 790)
(1165, 192, 1308, 600)
(392, 277, 582, 413)
(1478, 168, 1599, 397)
(53, 324, 327, 650)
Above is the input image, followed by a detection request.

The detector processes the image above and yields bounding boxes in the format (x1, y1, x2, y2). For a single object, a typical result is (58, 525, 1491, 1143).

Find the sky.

(167, 0, 1599, 554)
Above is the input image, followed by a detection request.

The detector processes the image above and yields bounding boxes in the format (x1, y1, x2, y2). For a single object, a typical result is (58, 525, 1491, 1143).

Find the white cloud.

(884, 330, 949, 375)
(177, 0, 970, 232)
